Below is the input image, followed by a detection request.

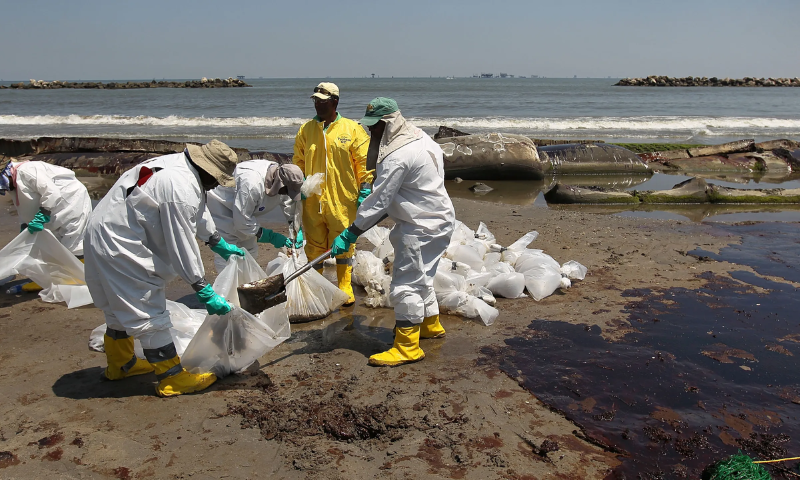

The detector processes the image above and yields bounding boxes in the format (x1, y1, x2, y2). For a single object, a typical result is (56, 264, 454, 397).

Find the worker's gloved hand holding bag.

(258, 227, 291, 249)
(195, 283, 232, 316)
(331, 227, 359, 256)
(207, 233, 245, 261)
(356, 184, 372, 208)
(27, 208, 51, 233)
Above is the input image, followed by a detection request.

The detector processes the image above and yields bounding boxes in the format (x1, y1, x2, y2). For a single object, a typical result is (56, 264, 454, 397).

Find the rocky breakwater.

(0, 77, 251, 89)
(615, 76, 800, 87)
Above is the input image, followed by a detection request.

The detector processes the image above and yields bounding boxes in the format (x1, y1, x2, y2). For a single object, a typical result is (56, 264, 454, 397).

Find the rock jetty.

(0, 77, 251, 89)
(615, 76, 800, 87)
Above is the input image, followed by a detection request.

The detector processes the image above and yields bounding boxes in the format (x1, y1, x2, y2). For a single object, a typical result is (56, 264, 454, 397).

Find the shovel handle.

(282, 249, 332, 286)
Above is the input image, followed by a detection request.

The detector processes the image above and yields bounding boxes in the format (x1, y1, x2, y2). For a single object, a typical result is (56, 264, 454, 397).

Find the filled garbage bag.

(499, 231, 539, 266)
(269, 252, 350, 323)
(181, 253, 290, 377)
(433, 268, 498, 326)
(181, 305, 288, 378)
(486, 272, 526, 298)
(561, 260, 588, 280)
(352, 250, 391, 308)
(88, 300, 208, 357)
(362, 225, 395, 264)
(0, 229, 92, 308)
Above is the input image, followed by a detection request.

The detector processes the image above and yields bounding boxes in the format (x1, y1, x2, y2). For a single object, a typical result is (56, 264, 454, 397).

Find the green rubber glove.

(195, 284, 232, 316)
(356, 186, 372, 208)
(27, 210, 50, 233)
(331, 228, 359, 256)
(294, 228, 304, 249)
(258, 228, 290, 248)
(209, 236, 245, 261)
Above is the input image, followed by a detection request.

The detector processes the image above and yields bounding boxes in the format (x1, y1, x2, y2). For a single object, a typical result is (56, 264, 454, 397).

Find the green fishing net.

(704, 453, 772, 480)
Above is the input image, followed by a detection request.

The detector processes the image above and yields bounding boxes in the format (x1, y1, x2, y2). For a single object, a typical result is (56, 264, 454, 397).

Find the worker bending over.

(331, 98, 455, 366)
(0, 159, 93, 289)
(293, 82, 374, 306)
(83, 140, 245, 397)
(205, 159, 304, 271)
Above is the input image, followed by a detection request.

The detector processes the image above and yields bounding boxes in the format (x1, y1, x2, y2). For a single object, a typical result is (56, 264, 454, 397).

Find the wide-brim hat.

(186, 140, 239, 188)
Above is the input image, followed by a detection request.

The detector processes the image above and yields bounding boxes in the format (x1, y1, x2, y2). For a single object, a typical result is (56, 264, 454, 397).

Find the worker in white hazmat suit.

(330, 98, 455, 366)
(205, 160, 305, 272)
(83, 140, 245, 397)
(0, 159, 93, 290)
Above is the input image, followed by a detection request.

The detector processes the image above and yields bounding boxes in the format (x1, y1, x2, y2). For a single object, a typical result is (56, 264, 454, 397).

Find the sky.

(1, 0, 798, 81)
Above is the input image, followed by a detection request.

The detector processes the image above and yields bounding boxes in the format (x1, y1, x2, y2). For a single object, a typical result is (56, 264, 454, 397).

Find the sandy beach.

(0, 190, 762, 479)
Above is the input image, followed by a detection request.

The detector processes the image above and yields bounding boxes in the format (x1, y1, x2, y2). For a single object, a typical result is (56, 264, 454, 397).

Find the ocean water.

(2, 78, 799, 153)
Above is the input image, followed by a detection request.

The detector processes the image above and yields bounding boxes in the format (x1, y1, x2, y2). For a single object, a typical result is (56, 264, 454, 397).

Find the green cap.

(359, 97, 399, 126)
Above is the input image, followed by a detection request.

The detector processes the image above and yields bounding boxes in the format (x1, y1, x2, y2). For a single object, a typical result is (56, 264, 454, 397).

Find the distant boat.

(446, 76, 454, 80)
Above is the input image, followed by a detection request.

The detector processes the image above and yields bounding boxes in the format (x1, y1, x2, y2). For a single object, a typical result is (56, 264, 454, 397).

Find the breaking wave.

(0, 114, 307, 127)
(1, 114, 799, 137)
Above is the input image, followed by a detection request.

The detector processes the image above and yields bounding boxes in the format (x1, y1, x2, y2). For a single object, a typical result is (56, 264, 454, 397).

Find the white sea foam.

(1, 114, 799, 137)
(407, 116, 800, 132)
(0, 114, 307, 127)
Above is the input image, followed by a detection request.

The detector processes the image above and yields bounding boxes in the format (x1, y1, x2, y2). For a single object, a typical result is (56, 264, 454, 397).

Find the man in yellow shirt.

(293, 83, 373, 306)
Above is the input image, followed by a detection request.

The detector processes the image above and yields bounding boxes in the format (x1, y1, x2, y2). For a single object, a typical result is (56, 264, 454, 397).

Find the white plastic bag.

(181, 306, 289, 378)
(300, 172, 324, 198)
(561, 260, 588, 281)
(362, 225, 395, 263)
(271, 252, 350, 322)
(212, 252, 267, 307)
(181, 253, 291, 377)
(433, 269, 498, 326)
(352, 251, 391, 308)
(499, 231, 539, 266)
(523, 264, 563, 301)
(487, 272, 526, 298)
(515, 250, 560, 274)
(0, 229, 92, 308)
(88, 300, 209, 357)
(446, 244, 485, 271)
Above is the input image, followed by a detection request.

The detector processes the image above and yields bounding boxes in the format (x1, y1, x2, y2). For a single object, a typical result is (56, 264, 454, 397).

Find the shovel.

(237, 249, 332, 315)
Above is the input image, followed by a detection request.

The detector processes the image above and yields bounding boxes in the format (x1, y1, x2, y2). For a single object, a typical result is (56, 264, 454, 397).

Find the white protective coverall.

(12, 161, 92, 255)
(205, 160, 296, 272)
(83, 152, 215, 349)
(351, 114, 455, 327)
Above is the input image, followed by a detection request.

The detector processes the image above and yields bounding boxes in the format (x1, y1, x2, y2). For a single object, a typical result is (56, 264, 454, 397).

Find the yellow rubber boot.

(368, 326, 425, 367)
(21, 281, 43, 292)
(103, 332, 154, 380)
(152, 355, 216, 398)
(420, 315, 446, 339)
(336, 263, 356, 306)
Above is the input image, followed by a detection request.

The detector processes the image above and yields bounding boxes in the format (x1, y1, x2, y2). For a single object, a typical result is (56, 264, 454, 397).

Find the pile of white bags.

(354, 219, 588, 325)
(181, 253, 291, 377)
(0, 229, 92, 308)
(265, 251, 350, 323)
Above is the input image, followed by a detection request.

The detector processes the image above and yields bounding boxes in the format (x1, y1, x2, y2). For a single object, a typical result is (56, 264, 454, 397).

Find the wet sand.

(0, 193, 762, 479)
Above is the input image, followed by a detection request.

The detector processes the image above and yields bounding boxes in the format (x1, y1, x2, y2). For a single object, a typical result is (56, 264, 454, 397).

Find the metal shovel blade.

(237, 273, 286, 315)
